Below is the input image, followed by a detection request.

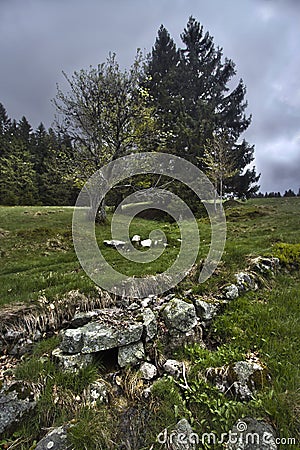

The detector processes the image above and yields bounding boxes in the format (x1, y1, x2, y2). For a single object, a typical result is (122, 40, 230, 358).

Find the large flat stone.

(61, 320, 144, 354)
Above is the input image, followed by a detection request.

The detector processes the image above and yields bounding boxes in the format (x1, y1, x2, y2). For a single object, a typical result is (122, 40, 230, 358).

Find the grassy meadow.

(0, 197, 299, 449)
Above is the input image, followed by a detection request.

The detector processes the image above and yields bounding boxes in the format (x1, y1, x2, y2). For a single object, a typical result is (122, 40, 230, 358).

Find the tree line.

(254, 189, 300, 198)
(0, 104, 78, 206)
(1, 17, 261, 212)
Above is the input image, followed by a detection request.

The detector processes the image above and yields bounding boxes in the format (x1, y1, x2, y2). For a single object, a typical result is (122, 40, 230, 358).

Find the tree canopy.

(1, 16, 262, 208)
(145, 16, 260, 198)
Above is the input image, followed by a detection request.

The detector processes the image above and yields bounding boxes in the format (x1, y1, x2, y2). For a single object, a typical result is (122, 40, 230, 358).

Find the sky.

(0, 0, 299, 194)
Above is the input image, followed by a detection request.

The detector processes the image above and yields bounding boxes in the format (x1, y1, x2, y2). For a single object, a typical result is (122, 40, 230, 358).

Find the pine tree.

(145, 25, 181, 150)
(146, 17, 260, 198)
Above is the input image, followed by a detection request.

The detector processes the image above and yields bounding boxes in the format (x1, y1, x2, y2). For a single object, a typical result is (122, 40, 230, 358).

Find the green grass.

(1, 198, 299, 306)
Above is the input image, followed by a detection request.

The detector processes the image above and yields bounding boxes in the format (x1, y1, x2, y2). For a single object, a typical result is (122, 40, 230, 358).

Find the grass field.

(0, 197, 299, 449)
(0, 198, 299, 306)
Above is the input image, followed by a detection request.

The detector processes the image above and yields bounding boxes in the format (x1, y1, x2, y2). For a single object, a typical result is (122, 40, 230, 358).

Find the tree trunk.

(86, 197, 107, 224)
(219, 176, 223, 213)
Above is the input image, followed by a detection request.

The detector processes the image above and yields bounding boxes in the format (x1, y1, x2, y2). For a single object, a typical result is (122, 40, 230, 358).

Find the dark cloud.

(0, 0, 299, 192)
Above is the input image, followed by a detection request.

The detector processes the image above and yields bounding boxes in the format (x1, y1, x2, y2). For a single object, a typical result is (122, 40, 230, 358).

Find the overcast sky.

(0, 0, 299, 193)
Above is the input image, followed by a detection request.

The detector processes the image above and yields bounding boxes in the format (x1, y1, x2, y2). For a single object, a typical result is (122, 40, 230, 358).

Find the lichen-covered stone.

(235, 272, 258, 291)
(162, 299, 197, 332)
(60, 320, 144, 354)
(224, 284, 239, 300)
(35, 425, 71, 450)
(163, 359, 183, 378)
(70, 310, 101, 328)
(0, 390, 36, 435)
(118, 341, 145, 367)
(227, 417, 277, 449)
(251, 256, 280, 275)
(194, 299, 218, 321)
(84, 380, 108, 405)
(142, 308, 157, 341)
(206, 359, 268, 401)
(139, 362, 157, 380)
(157, 419, 196, 449)
(60, 328, 83, 354)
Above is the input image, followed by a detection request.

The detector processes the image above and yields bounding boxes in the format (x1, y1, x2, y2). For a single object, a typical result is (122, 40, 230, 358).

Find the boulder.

(60, 321, 143, 354)
(139, 362, 157, 380)
(118, 341, 145, 367)
(0, 389, 36, 435)
(35, 425, 71, 450)
(227, 417, 277, 449)
(162, 299, 197, 333)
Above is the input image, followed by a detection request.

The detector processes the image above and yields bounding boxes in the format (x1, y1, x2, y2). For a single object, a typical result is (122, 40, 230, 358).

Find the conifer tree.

(146, 17, 260, 198)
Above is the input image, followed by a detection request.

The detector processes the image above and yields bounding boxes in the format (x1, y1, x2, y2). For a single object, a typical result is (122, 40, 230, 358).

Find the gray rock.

(235, 272, 258, 291)
(3, 330, 24, 343)
(127, 302, 140, 311)
(60, 328, 83, 354)
(143, 308, 157, 341)
(251, 256, 280, 274)
(141, 294, 157, 308)
(194, 299, 218, 321)
(61, 321, 143, 354)
(131, 234, 141, 243)
(233, 361, 264, 384)
(35, 425, 71, 450)
(139, 362, 157, 380)
(206, 360, 268, 401)
(52, 348, 94, 372)
(141, 238, 152, 247)
(70, 310, 101, 328)
(163, 359, 183, 378)
(157, 419, 196, 449)
(103, 239, 126, 248)
(224, 284, 239, 300)
(0, 390, 36, 435)
(227, 417, 277, 449)
(8, 337, 34, 356)
(162, 299, 197, 332)
(118, 341, 145, 367)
